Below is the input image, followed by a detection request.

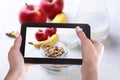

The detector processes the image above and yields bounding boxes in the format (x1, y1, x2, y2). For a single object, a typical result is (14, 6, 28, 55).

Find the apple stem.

(25, 3, 34, 10)
(49, 0, 53, 2)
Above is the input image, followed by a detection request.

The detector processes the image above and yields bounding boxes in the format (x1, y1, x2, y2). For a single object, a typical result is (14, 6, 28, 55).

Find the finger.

(24, 64, 32, 68)
(13, 32, 22, 48)
(91, 39, 104, 47)
(76, 26, 89, 43)
(91, 39, 104, 53)
(91, 39, 98, 43)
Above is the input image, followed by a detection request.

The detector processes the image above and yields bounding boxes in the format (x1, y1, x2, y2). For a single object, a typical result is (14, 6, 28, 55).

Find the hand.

(5, 32, 29, 80)
(76, 26, 104, 80)
(8, 32, 24, 75)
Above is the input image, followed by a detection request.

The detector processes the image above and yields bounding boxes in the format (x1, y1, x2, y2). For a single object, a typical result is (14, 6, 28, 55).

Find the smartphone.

(20, 23, 90, 65)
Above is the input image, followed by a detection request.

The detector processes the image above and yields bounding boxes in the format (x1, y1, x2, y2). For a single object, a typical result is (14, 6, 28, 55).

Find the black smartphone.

(20, 23, 90, 65)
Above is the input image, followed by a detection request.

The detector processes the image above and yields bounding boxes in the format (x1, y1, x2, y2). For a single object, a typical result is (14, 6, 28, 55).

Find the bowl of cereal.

(40, 41, 68, 58)
(40, 41, 80, 73)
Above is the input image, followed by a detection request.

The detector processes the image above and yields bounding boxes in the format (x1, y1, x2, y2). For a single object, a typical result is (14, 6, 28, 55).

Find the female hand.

(76, 26, 104, 80)
(5, 32, 29, 80)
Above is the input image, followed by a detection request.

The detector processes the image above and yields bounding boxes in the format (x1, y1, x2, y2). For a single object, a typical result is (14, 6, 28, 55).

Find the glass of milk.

(75, 0, 109, 41)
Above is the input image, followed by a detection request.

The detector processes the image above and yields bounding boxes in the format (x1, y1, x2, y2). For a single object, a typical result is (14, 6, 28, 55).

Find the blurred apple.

(40, 0, 64, 19)
(19, 3, 47, 24)
(45, 28, 57, 36)
(35, 29, 48, 41)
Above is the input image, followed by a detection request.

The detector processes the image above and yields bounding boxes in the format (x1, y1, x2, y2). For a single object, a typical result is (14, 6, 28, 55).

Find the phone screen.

(24, 27, 82, 59)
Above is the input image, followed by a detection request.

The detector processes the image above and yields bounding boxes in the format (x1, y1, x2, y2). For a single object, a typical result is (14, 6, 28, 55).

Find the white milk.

(75, 12, 109, 41)
(57, 28, 79, 48)
(75, 0, 109, 41)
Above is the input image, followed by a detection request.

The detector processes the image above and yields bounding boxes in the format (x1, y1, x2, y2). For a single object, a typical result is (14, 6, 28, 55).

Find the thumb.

(76, 26, 88, 42)
(13, 32, 22, 49)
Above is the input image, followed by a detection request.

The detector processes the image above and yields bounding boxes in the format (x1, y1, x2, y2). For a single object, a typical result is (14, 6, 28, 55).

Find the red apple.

(35, 29, 48, 41)
(40, 0, 64, 19)
(19, 3, 47, 24)
(45, 28, 57, 36)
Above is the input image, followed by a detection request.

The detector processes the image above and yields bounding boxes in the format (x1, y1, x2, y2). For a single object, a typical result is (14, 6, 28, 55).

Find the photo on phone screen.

(25, 27, 82, 59)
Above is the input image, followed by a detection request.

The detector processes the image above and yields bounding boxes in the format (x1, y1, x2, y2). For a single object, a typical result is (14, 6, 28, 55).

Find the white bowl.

(40, 41, 68, 58)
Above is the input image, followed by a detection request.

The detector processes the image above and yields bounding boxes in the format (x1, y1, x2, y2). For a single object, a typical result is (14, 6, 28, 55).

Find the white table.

(0, 0, 120, 80)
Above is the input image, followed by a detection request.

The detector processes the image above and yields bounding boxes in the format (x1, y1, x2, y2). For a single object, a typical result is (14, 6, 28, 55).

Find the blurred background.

(0, 0, 120, 80)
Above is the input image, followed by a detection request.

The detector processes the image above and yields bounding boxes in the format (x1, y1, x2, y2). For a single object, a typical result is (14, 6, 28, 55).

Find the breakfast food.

(19, 3, 47, 24)
(43, 45, 65, 58)
(45, 28, 57, 36)
(51, 12, 67, 23)
(35, 29, 48, 41)
(40, 0, 64, 19)
(29, 33, 58, 48)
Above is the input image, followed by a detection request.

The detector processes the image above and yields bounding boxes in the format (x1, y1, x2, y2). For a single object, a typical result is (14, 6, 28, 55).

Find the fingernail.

(16, 32, 20, 38)
(76, 26, 82, 31)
